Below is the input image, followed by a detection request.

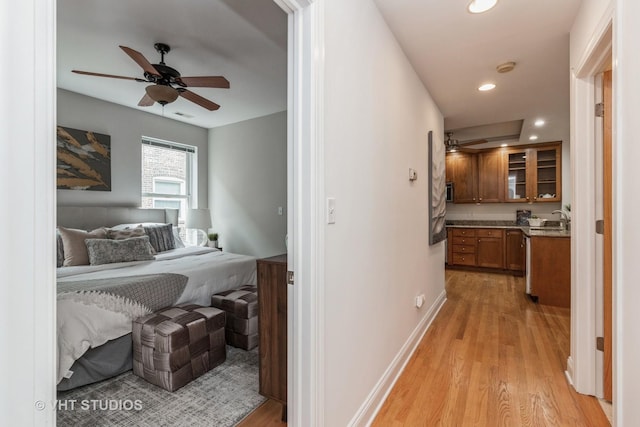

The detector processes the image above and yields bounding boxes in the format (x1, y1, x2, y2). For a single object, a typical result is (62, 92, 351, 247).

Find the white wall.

(322, 0, 445, 424)
(208, 111, 287, 257)
(57, 89, 209, 209)
(446, 201, 562, 221)
(614, 0, 640, 425)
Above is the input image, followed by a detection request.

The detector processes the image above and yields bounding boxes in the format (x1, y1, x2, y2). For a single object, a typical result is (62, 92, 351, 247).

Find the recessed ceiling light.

(529, 135, 538, 141)
(478, 83, 496, 91)
(500, 143, 508, 147)
(468, 0, 498, 14)
(534, 119, 545, 127)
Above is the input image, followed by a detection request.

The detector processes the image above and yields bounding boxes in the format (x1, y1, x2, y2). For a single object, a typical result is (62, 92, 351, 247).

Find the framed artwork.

(428, 130, 447, 245)
(56, 126, 111, 191)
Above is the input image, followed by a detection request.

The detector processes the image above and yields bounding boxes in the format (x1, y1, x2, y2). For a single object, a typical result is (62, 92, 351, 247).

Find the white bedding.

(56, 247, 256, 383)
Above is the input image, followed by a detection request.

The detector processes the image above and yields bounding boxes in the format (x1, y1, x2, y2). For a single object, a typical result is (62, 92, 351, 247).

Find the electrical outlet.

(415, 294, 425, 308)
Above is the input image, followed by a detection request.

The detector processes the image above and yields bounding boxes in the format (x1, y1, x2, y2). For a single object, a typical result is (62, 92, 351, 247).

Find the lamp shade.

(186, 209, 212, 230)
(145, 84, 179, 105)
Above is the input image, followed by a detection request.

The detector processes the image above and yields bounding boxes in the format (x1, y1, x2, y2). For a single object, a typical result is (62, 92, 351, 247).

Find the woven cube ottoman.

(211, 285, 258, 350)
(132, 304, 226, 392)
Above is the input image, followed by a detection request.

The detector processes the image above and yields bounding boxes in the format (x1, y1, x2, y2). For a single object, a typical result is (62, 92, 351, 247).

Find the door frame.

(274, 0, 326, 425)
(2, 0, 324, 424)
(568, 6, 612, 397)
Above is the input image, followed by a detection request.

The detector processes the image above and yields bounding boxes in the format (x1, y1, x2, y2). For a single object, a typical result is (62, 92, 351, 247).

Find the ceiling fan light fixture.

(145, 84, 179, 105)
(468, 0, 498, 14)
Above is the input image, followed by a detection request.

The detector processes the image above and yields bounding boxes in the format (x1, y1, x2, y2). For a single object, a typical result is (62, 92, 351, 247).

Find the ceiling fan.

(72, 43, 229, 111)
(445, 132, 488, 151)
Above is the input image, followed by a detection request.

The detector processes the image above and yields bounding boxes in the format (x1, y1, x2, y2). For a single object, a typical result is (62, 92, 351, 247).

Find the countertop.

(446, 220, 570, 238)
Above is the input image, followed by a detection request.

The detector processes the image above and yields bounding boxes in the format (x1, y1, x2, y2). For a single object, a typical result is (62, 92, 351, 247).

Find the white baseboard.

(566, 356, 575, 387)
(348, 290, 447, 427)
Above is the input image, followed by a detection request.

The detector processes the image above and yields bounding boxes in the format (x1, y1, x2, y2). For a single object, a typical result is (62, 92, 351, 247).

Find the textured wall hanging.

(428, 130, 446, 245)
(56, 126, 111, 191)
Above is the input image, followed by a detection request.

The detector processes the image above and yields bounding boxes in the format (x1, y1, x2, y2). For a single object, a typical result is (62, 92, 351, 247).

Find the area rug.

(57, 346, 265, 427)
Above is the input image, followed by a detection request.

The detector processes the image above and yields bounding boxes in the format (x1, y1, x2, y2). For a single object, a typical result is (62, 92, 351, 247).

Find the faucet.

(552, 209, 570, 231)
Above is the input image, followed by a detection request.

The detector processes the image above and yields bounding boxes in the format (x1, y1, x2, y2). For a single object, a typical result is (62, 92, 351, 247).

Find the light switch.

(327, 197, 336, 224)
(278, 206, 283, 216)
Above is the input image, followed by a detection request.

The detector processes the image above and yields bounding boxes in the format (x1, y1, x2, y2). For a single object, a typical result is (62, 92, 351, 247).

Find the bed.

(56, 206, 257, 390)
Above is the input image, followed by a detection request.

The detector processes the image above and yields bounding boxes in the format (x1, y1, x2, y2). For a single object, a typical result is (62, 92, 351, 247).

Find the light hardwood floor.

(239, 270, 609, 426)
(373, 270, 609, 427)
(237, 399, 286, 427)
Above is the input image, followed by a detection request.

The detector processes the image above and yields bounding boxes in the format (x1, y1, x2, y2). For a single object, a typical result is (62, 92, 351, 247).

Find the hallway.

(373, 270, 609, 426)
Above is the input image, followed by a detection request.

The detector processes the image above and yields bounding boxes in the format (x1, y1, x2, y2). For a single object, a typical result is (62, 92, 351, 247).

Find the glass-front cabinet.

(534, 148, 560, 202)
(507, 150, 528, 202)
(505, 143, 561, 203)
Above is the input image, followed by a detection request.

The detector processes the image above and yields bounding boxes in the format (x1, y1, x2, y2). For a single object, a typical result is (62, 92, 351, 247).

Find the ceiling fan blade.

(179, 90, 220, 111)
(137, 93, 155, 107)
(119, 45, 161, 76)
(176, 76, 230, 88)
(72, 70, 145, 81)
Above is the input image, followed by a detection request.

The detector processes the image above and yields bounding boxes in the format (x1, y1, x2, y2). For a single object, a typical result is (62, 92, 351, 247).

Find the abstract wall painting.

(428, 130, 447, 245)
(56, 126, 111, 191)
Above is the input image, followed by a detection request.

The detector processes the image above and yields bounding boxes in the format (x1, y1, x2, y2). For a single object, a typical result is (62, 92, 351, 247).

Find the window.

(141, 138, 197, 223)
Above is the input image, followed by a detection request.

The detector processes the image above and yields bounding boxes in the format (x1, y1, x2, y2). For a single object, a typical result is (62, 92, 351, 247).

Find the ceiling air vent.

(174, 112, 194, 118)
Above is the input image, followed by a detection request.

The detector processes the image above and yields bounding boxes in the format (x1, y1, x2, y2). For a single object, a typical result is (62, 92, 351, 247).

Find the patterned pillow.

(58, 226, 108, 266)
(106, 225, 146, 240)
(143, 223, 175, 253)
(85, 236, 155, 265)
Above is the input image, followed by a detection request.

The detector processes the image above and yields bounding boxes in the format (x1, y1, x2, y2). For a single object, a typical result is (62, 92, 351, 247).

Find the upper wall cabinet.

(446, 151, 478, 203)
(446, 141, 562, 204)
(445, 150, 503, 203)
(477, 151, 504, 203)
(505, 143, 561, 203)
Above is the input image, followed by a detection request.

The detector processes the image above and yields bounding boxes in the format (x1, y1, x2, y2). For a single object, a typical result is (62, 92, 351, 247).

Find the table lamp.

(186, 208, 212, 246)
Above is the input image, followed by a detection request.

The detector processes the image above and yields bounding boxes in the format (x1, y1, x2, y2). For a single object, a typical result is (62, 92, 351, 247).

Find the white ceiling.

(374, 0, 582, 146)
(59, 0, 581, 140)
(57, 0, 287, 129)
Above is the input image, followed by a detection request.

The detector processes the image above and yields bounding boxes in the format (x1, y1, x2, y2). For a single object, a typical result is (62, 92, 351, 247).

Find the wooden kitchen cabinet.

(445, 150, 503, 204)
(446, 228, 453, 265)
(477, 151, 504, 203)
(505, 229, 525, 273)
(446, 151, 478, 203)
(505, 143, 561, 203)
(446, 141, 562, 204)
(451, 228, 477, 266)
(476, 229, 504, 269)
(530, 237, 570, 307)
(447, 227, 523, 274)
(257, 254, 288, 418)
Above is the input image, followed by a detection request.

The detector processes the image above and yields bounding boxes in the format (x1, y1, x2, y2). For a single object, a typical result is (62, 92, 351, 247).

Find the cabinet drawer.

(452, 236, 476, 246)
(452, 245, 476, 254)
(452, 253, 476, 266)
(451, 228, 477, 238)
(476, 228, 504, 238)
